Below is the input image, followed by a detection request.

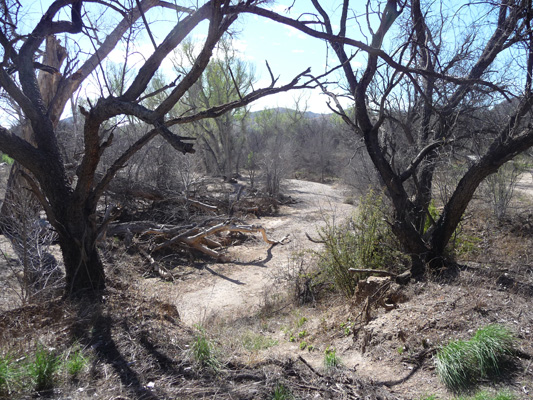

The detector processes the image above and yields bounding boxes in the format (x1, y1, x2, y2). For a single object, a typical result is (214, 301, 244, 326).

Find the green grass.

(191, 326, 219, 370)
(27, 345, 60, 392)
(241, 331, 278, 352)
(435, 325, 517, 392)
(271, 383, 295, 400)
(324, 346, 341, 371)
(0, 353, 16, 395)
(64, 345, 90, 377)
(456, 389, 516, 400)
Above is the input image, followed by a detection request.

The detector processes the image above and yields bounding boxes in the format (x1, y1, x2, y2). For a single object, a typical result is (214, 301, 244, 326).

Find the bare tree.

(242, 0, 533, 274)
(0, 0, 314, 297)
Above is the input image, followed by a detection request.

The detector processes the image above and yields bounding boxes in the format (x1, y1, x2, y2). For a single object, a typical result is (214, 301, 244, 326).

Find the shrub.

(317, 190, 404, 297)
(435, 324, 517, 392)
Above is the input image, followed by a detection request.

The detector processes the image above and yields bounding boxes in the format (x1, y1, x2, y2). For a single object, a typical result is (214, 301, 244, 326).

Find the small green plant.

(307, 345, 314, 352)
(296, 316, 307, 328)
(299, 341, 307, 350)
(1, 153, 14, 165)
(27, 345, 60, 392)
(324, 346, 341, 371)
(298, 330, 307, 338)
(397, 346, 405, 355)
(435, 324, 517, 392)
(0, 353, 16, 395)
(417, 395, 438, 400)
(64, 346, 90, 377)
(455, 389, 516, 400)
(191, 326, 219, 370)
(241, 332, 278, 352)
(271, 383, 294, 400)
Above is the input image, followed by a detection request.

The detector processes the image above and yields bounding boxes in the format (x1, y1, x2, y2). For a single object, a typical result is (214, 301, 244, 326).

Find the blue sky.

(18, 0, 360, 114)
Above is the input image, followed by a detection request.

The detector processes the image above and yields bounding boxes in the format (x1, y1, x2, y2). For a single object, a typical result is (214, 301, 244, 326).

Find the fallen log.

(105, 220, 289, 262)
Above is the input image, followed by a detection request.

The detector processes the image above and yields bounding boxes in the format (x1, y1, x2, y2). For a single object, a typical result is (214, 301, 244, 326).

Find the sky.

(14, 0, 366, 116)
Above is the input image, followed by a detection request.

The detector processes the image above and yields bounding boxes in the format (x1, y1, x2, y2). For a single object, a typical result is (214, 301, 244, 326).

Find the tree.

(176, 37, 255, 177)
(243, 0, 533, 274)
(0, 0, 314, 297)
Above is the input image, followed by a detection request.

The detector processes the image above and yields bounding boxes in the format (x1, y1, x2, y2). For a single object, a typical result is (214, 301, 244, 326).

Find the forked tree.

(0, 0, 313, 297)
(244, 0, 533, 274)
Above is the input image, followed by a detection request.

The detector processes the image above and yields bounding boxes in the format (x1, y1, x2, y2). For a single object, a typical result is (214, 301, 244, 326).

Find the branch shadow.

(71, 303, 159, 400)
(202, 265, 245, 285)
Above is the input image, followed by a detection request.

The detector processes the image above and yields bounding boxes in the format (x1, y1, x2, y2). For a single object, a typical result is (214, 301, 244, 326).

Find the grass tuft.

(191, 326, 219, 371)
(271, 383, 295, 400)
(0, 353, 16, 395)
(324, 346, 342, 371)
(435, 324, 517, 392)
(27, 345, 60, 392)
(64, 345, 90, 378)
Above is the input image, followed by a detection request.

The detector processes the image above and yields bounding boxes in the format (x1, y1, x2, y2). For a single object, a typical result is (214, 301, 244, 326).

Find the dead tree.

(242, 0, 533, 274)
(0, 0, 315, 297)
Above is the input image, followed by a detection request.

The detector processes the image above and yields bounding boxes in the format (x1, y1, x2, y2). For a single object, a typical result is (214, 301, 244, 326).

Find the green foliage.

(455, 390, 516, 400)
(299, 341, 307, 350)
(0, 353, 16, 395)
(435, 325, 517, 392)
(317, 190, 404, 297)
(241, 332, 278, 352)
(1, 153, 13, 165)
(27, 345, 60, 392)
(424, 200, 440, 234)
(64, 346, 90, 377)
(191, 326, 219, 370)
(323, 346, 341, 371)
(271, 383, 295, 400)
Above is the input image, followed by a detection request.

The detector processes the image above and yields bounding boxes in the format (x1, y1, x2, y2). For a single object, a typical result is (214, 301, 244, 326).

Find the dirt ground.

(1, 174, 533, 399)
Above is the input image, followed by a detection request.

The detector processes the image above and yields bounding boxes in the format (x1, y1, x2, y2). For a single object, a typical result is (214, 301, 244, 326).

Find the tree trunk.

(57, 213, 106, 296)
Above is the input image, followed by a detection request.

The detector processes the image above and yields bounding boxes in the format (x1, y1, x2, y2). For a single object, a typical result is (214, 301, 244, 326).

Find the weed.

(435, 324, 517, 392)
(0, 353, 16, 395)
(191, 326, 219, 371)
(296, 316, 307, 328)
(298, 330, 307, 338)
(455, 389, 516, 400)
(397, 346, 405, 355)
(27, 345, 60, 392)
(324, 346, 341, 371)
(271, 383, 295, 400)
(241, 331, 278, 352)
(64, 346, 90, 378)
(299, 341, 307, 350)
(417, 396, 438, 400)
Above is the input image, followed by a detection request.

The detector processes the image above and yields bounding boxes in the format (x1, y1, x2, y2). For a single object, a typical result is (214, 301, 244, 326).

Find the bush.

(317, 190, 404, 297)
(435, 324, 517, 392)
